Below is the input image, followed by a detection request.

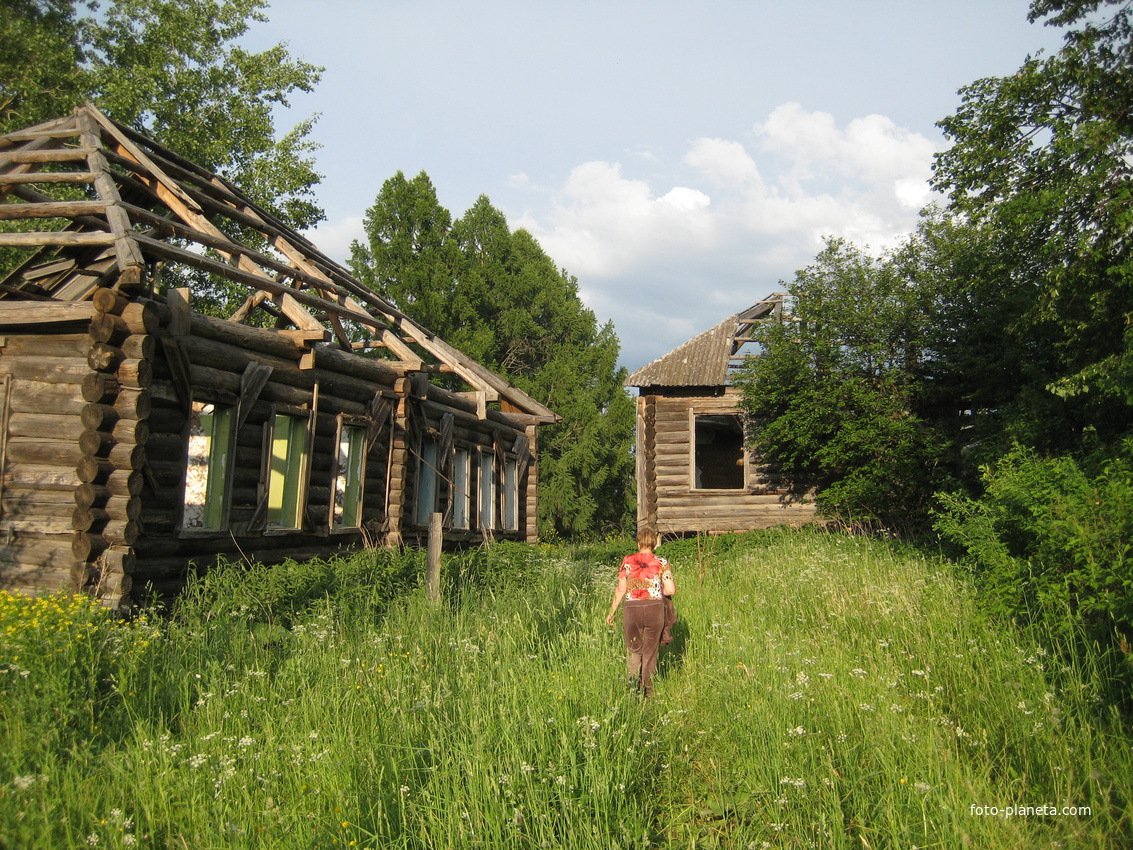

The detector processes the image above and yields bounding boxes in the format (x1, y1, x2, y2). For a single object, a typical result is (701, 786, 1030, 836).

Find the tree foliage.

(735, 238, 953, 530)
(1, 0, 324, 229)
(932, 0, 1133, 423)
(351, 172, 635, 539)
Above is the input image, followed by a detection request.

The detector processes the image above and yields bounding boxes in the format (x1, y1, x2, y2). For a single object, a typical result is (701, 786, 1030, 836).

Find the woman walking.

(605, 527, 675, 697)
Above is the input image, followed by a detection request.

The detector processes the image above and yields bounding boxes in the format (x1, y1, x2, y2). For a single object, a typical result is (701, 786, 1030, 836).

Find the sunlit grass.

(1, 532, 1130, 848)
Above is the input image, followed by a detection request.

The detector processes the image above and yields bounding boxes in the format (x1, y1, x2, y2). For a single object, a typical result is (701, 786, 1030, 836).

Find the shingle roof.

(625, 293, 786, 389)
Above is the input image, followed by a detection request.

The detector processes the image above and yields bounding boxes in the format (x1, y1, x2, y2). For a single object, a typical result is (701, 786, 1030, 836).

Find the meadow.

(1, 530, 1130, 848)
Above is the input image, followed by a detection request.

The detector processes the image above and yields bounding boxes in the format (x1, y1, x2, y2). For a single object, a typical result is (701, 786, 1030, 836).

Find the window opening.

(266, 413, 309, 530)
(332, 424, 366, 529)
(503, 457, 518, 531)
(453, 446, 470, 529)
(415, 438, 439, 526)
(184, 401, 233, 530)
(693, 414, 746, 490)
(478, 450, 495, 530)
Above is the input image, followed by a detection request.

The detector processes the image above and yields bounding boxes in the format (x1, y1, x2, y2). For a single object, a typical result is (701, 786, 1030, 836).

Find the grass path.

(2, 530, 1130, 848)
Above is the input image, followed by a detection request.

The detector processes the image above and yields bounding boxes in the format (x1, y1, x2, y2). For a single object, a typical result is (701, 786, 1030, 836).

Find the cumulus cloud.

(304, 215, 366, 265)
(516, 104, 940, 372)
(520, 161, 716, 278)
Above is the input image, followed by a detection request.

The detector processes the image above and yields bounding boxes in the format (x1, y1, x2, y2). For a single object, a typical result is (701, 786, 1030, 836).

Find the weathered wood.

(116, 358, 152, 389)
(0, 230, 115, 246)
(9, 412, 86, 442)
(82, 372, 119, 403)
(120, 301, 160, 334)
(87, 341, 123, 372)
(88, 313, 130, 345)
(2, 333, 91, 358)
(0, 357, 93, 385)
(77, 420, 149, 456)
(80, 395, 150, 430)
(4, 464, 80, 491)
(92, 287, 129, 315)
(4, 438, 81, 466)
(0, 301, 96, 327)
(8, 380, 86, 414)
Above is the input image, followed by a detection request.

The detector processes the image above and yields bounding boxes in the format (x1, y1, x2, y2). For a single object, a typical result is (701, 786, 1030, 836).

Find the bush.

(933, 441, 1133, 698)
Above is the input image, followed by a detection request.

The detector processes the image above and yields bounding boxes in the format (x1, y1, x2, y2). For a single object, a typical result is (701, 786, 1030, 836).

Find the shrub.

(933, 441, 1133, 697)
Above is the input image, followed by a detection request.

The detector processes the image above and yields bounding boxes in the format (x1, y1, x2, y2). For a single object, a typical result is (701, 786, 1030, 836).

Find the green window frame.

(183, 401, 233, 531)
(452, 446, 470, 530)
(266, 412, 310, 530)
(332, 422, 367, 530)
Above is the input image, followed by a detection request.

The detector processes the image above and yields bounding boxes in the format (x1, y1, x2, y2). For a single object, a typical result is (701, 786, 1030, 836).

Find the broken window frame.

(689, 411, 748, 491)
(330, 415, 367, 532)
(182, 399, 236, 533)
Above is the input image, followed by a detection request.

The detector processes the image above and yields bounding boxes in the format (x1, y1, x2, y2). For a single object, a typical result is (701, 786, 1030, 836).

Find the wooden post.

(426, 512, 442, 604)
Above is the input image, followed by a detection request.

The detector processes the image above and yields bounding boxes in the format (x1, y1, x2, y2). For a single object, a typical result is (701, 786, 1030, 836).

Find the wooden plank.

(0, 301, 96, 327)
(0, 200, 110, 220)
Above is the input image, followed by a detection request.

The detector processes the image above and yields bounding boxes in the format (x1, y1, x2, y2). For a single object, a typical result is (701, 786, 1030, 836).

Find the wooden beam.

(0, 301, 96, 326)
(0, 231, 115, 247)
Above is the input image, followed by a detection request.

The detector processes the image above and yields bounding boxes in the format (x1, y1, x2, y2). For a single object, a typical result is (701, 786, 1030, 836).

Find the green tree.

(0, 1, 91, 129)
(735, 238, 953, 530)
(932, 0, 1133, 444)
(351, 181, 635, 538)
(1, 0, 323, 229)
(350, 171, 459, 330)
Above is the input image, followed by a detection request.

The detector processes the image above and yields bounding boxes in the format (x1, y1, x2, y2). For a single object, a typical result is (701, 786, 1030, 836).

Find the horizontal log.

(120, 301, 160, 334)
(0, 301, 96, 327)
(4, 463, 81, 491)
(0, 536, 78, 568)
(116, 359, 152, 388)
(88, 312, 130, 345)
(88, 342, 123, 372)
(75, 473, 143, 507)
(8, 412, 85, 441)
(0, 357, 93, 385)
(0, 230, 114, 247)
(92, 288, 129, 316)
(4, 438, 81, 466)
(8, 380, 86, 414)
(2, 333, 91, 358)
(0, 562, 78, 593)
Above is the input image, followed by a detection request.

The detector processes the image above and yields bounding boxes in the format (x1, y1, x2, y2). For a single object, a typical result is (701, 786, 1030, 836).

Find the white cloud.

(684, 138, 762, 188)
(514, 103, 941, 372)
(520, 161, 715, 278)
(304, 215, 366, 265)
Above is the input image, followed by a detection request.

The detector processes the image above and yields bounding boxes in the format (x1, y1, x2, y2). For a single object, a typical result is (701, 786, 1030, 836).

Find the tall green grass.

(2, 531, 1130, 848)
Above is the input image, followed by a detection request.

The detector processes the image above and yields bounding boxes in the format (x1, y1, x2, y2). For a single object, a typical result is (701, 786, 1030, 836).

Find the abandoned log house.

(625, 294, 815, 536)
(0, 104, 559, 608)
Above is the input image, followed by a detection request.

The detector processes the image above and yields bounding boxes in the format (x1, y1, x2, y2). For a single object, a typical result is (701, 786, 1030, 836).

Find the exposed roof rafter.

(0, 103, 557, 421)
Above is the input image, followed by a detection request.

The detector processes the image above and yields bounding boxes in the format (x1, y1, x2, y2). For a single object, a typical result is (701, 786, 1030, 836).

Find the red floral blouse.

(619, 553, 673, 602)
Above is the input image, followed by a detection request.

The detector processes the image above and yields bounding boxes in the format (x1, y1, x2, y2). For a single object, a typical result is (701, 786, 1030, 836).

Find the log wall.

(638, 389, 815, 535)
(0, 287, 542, 607)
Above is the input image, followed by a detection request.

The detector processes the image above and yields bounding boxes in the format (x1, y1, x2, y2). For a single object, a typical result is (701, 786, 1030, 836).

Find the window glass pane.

(415, 439, 439, 526)
(453, 447, 470, 529)
(479, 451, 495, 530)
(693, 414, 746, 490)
(184, 402, 231, 530)
(333, 425, 366, 529)
(267, 413, 308, 529)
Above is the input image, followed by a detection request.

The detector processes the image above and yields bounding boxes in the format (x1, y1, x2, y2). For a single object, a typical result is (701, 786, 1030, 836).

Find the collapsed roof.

(0, 103, 557, 422)
(625, 293, 787, 389)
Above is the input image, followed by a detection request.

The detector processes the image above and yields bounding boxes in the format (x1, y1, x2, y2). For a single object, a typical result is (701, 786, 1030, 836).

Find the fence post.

(426, 512, 442, 603)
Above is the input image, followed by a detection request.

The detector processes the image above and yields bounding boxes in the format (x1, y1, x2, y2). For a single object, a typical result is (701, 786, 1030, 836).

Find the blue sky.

(245, 0, 1067, 374)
